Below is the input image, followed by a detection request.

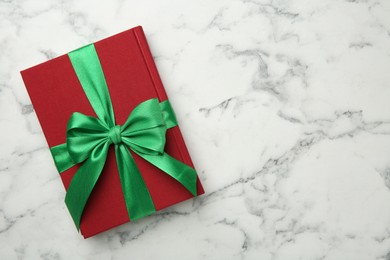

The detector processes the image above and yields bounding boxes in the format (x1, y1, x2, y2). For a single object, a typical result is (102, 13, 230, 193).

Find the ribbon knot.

(108, 125, 122, 144)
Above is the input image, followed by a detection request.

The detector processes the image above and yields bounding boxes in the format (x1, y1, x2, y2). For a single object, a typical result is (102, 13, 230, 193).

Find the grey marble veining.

(1, 0, 390, 259)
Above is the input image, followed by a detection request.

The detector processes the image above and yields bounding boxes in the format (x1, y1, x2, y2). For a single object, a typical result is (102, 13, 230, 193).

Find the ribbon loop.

(122, 99, 165, 132)
(66, 112, 109, 164)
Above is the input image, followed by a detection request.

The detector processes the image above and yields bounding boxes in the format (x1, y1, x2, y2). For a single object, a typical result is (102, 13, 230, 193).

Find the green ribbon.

(50, 44, 198, 230)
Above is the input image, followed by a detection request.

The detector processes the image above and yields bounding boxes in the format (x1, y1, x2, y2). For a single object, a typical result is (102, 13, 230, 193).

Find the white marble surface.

(1, 0, 390, 259)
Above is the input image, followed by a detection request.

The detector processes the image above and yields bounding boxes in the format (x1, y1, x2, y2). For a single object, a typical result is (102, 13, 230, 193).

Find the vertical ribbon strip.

(50, 44, 198, 230)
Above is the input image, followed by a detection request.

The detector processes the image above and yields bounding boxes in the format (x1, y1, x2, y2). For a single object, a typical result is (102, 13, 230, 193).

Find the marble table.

(1, 0, 390, 259)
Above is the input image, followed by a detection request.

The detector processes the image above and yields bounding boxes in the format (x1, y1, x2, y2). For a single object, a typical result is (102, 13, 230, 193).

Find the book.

(21, 26, 204, 238)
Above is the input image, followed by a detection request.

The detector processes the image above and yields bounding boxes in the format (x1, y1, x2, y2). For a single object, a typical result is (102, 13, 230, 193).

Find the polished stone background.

(1, 0, 390, 259)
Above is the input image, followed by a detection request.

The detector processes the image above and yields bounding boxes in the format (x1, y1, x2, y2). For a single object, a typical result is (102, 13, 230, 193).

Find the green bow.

(50, 44, 198, 230)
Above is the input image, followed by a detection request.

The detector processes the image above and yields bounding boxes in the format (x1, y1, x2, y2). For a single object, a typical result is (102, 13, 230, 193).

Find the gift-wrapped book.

(21, 26, 204, 238)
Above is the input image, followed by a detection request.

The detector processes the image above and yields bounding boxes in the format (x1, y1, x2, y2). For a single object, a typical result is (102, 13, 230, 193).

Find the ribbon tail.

(115, 144, 156, 221)
(65, 141, 110, 230)
(138, 152, 198, 197)
(50, 143, 77, 173)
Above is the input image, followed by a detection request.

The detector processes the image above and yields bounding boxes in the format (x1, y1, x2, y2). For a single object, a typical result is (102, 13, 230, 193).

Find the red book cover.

(20, 26, 204, 238)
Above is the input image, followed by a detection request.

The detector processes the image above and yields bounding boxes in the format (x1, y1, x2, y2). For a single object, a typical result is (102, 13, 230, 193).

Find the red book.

(21, 26, 204, 238)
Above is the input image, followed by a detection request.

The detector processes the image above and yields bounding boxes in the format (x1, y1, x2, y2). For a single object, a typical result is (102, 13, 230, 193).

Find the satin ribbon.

(50, 44, 198, 230)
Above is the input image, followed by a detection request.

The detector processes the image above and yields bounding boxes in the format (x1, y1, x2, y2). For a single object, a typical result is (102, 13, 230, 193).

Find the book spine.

(132, 26, 194, 168)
